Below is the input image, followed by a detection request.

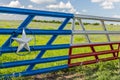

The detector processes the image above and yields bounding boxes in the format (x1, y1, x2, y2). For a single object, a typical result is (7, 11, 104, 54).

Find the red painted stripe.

(117, 43, 120, 57)
(69, 57, 118, 67)
(90, 46, 99, 60)
(68, 42, 120, 67)
(109, 44, 116, 57)
(70, 49, 119, 59)
(68, 47, 72, 65)
(71, 42, 120, 48)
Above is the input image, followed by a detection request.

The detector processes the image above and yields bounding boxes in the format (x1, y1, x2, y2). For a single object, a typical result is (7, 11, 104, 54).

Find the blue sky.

(0, 0, 120, 19)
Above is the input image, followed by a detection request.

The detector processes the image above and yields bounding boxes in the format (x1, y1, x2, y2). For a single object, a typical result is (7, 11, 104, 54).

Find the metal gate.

(0, 6, 120, 78)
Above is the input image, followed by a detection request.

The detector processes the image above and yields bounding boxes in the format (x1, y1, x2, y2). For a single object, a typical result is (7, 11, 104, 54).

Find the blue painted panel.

(1, 44, 70, 54)
(26, 18, 71, 71)
(0, 6, 73, 78)
(3, 65, 68, 77)
(2, 15, 35, 48)
(0, 29, 72, 35)
(0, 6, 73, 18)
(1, 56, 69, 68)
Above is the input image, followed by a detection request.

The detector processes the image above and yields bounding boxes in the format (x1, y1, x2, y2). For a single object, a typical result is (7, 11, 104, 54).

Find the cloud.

(46, 1, 79, 13)
(0, 0, 44, 11)
(91, 0, 103, 2)
(0, 0, 24, 8)
(91, 0, 120, 9)
(82, 9, 87, 12)
(30, 0, 56, 4)
(100, 1, 114, 9)
(113, 15, 120, 18)
(28, 5, 33, 9)
(47, 1, 72, 9)
(27, 5, 43, 10)
(8, 0, 21, 7)
(0, 0, 25, 20)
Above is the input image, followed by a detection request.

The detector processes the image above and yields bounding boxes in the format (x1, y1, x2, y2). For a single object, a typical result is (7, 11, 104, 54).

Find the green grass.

(0, 20, 120, 80)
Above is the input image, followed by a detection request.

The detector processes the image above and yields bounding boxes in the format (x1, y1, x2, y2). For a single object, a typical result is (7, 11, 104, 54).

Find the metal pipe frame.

(0, 29, 72, 35)
(1, 44, 70, 54)
(0, 6, 73, 18)
(73, 30, 120, 34)
(0, 6, 73, 78)
(72, 14, 120, 44)
(68, 42, 120, 67)
(78, 19, 91, 43)
(75, 14, 120, 22)
(4, 65, 68, 77)
(0, 56, 69, 68)
(0, 6, 120, 78)
(101, 20, 110, 42)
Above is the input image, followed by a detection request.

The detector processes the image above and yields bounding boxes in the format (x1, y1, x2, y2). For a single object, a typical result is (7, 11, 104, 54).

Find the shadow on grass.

(2, 60, 120, 80)
(33, 60, 120, 80)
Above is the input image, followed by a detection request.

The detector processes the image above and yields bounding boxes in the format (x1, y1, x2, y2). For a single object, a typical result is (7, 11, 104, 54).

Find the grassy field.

(0, 20, 120, 80)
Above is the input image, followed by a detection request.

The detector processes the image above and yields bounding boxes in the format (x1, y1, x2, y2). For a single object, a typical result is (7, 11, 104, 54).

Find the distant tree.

(74, 22, 91, 25)
(75, 22, 79, 25)
(32, 20, 38, 22)
(32, 19, 63, 23)
(68, 22, 72, 24)
(84, 23, 91, 25)
(93, 23, 99, 25)
(32, 20, 93, 25)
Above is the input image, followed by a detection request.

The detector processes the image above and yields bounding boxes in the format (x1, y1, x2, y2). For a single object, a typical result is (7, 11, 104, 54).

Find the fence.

(0, 6, 120, 78)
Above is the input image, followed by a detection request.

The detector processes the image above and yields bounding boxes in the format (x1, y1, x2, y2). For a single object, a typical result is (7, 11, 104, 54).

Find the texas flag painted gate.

(0, 6, 120, 78)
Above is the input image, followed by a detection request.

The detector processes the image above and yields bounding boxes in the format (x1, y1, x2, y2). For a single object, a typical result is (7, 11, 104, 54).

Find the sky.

(0, 0, 120, 20)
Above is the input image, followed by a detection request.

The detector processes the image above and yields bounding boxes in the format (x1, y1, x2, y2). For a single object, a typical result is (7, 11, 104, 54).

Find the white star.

(12, 29, 32, 53)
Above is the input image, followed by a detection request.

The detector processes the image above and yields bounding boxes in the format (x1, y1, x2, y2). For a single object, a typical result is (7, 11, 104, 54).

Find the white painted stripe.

(71, 41, 120, 46)
(72, 30, 120, 34)
(74, 14, 120, 22)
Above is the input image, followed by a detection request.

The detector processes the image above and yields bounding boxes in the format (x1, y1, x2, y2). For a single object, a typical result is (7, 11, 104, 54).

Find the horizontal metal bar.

(70, 49, 119, 59)
(69, 57, 118, 67)
(0, 56, 69, 68)
(1, 44, 70, 54)
(73, 30, 120, 34)
(0, 6, 73, 18)
(75, 14, 120, 22)
(0, 29, 72, 35)
(4, 65, 68, 77)
(69, 59, 97, 67)
(71, 41, 120, 47)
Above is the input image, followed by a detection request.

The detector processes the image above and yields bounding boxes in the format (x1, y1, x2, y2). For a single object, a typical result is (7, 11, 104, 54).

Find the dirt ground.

(33, 72, 84, 80)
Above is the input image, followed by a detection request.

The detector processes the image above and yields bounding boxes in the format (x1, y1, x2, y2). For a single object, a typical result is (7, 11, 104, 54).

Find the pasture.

(0, 20, 120, 80)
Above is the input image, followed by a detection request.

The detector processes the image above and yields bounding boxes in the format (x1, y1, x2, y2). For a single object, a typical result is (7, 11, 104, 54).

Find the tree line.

(32, 20, 100, 25)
